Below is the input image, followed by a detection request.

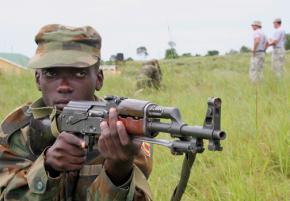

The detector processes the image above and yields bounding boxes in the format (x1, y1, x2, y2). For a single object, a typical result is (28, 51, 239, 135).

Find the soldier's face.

(35, 66, 103, 110)
(273, 22, 280, 29)
(251, 25, 257, 30)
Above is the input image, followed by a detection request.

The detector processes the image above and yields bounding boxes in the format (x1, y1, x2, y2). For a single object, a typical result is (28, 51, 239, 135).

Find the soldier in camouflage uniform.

(0, 24, 152, 201)
(136, 59, 162, 90)
(267, 18, 286, 78)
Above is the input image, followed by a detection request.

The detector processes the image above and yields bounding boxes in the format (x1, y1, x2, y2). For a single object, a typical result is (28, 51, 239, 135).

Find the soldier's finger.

(57, 140, 86, 157)
(98, 138, 108, 158)
(59, 132, 85, 148)
(99, 122, 109, 155)
(68, 146, 86, 157)
(99, 122, 114, 158)
(80, 141, 86, 149)
(108, 131, 124, 160)
(100, 121, 110, 139)
(108, 108, 118, 135)
(116, 121, 130, 146)
(67, 155, 86, 165)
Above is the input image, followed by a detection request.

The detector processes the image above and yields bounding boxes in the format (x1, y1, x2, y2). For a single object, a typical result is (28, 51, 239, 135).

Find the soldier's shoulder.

(141, 64, 156, 71)
(0, 103, 32, 136)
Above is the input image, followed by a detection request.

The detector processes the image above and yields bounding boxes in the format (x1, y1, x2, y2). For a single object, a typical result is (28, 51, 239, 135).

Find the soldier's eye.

(75, 71, 87, 78)
(43, 70, 56, 78)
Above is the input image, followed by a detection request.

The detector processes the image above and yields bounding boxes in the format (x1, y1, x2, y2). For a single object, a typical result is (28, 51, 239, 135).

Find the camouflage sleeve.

(0, 128, 62, 201)
(86, 143, 153, 201)
(87, 165, 152, 201)
(87, 165, 134, 201)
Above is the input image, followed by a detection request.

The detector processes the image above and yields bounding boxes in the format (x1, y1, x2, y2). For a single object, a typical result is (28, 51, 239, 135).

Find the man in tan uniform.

(267, 18, 286, 78)
(249, 20, 267, 82)
(0, 24, 152, 201)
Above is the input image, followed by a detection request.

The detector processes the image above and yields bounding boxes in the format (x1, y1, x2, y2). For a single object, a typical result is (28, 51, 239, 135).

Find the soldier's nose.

(57, 79, 73, 93)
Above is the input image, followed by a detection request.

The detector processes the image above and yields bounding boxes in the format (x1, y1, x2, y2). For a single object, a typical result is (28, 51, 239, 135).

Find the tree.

(240, 46, 251, 53)
(165, 48, 178, 59)
(126, 57, 134, 61)
(165, 40, 178, 59)
(116, 53, 124, 61)
(285, 33, 290, 50)
(105, 55, 116, 65)
(181, 53, 192, 57)
(227, 49, 239, 55)
(206, 50, 219, 56)
(109, 55, 116, 61)
(136, 46, 148, 59)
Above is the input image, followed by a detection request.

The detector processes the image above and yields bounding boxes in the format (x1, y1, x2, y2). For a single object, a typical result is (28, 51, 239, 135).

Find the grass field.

(0, 52, 289, 201)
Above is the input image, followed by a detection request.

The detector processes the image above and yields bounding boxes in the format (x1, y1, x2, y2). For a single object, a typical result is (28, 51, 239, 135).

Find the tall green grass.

(0, 53, 289, 200)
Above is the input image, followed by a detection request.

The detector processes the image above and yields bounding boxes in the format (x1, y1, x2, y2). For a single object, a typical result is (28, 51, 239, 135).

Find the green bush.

(240, 45, 251, 53)
(181, 53, 192, 57)
(206, 50, 219, 56)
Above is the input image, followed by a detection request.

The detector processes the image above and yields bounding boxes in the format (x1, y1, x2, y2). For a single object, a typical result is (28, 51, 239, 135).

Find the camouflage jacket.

(0, 98, 153, 201)
(137, 65, 161, 82)
(136, 65, 162, 90)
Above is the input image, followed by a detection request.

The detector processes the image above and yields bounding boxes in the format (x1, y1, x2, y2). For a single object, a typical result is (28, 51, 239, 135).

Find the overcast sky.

(0, 0, 288, 60)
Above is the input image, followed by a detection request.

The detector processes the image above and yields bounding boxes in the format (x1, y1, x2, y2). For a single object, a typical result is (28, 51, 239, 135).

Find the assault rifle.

(57, 96, 226, 201)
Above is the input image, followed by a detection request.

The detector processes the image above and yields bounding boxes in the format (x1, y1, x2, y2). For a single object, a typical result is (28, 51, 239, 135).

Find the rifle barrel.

(148, 122, 226, 140)
(181, 126, 226, 140)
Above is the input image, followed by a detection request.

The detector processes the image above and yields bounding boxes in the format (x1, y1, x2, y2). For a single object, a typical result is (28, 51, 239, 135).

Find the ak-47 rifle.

(57, 96, 226, 201)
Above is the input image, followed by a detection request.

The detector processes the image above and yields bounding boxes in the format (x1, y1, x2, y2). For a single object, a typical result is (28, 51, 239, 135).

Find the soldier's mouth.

(54, 99, 71, 110)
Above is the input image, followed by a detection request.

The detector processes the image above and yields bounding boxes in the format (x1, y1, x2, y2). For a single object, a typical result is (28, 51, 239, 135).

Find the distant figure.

(136, 59, 162, 90)
(249, 20, 267, 82)
(267, 18, 286, 78)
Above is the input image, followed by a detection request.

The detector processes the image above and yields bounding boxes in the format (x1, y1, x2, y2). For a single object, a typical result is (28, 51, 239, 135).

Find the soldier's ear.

(95, 69, 103, 91)
(35, 70, 41, 91)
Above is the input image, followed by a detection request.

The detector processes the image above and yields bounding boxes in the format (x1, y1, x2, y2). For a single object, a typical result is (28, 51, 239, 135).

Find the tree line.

(108, 34, 290, 61)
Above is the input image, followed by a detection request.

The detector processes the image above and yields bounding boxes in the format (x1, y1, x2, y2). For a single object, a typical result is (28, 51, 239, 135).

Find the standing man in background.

(249, 20, 267, 82)
(267, 18, 286, 78)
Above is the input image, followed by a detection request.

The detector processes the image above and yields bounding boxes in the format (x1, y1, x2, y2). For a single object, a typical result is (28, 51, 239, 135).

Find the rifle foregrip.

(118, 116, 145, 136)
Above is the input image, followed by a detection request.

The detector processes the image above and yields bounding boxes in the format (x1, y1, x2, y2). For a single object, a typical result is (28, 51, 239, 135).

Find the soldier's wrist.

(44, 146, 60, 178)
(104, 159, 133, 186)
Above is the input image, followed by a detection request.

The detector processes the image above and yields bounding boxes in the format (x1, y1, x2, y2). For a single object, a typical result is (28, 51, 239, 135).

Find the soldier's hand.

(44, 132, 86, 175)
(98, 108, 141, 185)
